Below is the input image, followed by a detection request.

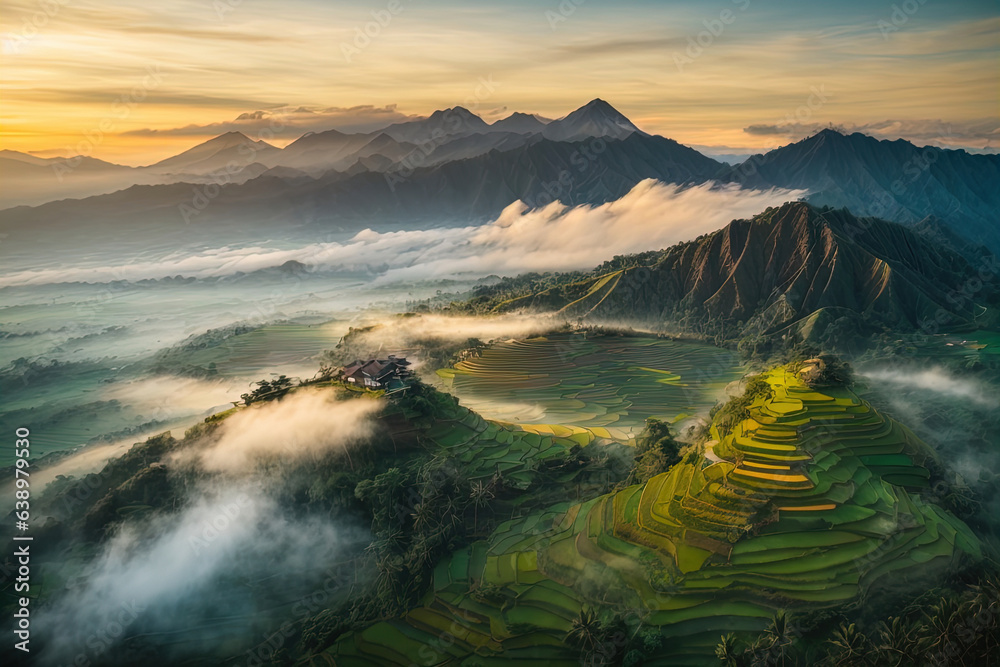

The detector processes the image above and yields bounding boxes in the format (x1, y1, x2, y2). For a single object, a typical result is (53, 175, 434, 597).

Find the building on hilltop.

(341, 355, 412, 391)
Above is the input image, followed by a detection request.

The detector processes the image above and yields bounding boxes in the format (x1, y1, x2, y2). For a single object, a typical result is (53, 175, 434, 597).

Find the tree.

(826, 622, 872, 667)
(710, 375, 774, 438)
(875, 616, 923, 667)
(469, 480, 494, 532)
(566, 609, 603, 654)
(756, 610, 794, 666)
(716, 633, 741, 666)
(632, 418, 682, 483)
(240, 374, 294, 405)
(815, 354, 854, 386)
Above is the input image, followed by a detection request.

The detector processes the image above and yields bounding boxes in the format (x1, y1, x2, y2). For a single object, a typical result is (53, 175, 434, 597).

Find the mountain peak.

(581, 98, 614, 111)
(208, 131, 257, 146)
(382, 106, 488, 142)
(543, 99, 642, 141)
(573, 98, 632, 121)
(490, 112, 550, 134)
(805, 127, 871, 146)
(428, 106, 481, 121)
(145, 131, 277, 171)
(487, 201, 993, 340)
(415, 106, 486, 125)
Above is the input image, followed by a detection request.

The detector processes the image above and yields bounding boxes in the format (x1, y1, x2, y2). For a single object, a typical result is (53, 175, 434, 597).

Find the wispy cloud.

(122, 104, 422, 137)
(863, 366, 1000, 409)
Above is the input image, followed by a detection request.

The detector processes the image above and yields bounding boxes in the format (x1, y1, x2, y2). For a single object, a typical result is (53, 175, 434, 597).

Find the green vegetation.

(441, 203, 1000, 358)
(240, 374, 293, 405)
(631, 418, 682, 483)
(19, 317, 996, 666)
(719, 574, 1000, 666)
(321, 365, 982, 665)
(16, 375, 638, 661)
(708, 375, 773, 440)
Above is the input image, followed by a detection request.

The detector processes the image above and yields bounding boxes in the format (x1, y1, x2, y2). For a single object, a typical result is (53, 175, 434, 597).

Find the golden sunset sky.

(2, 0, 997, 164)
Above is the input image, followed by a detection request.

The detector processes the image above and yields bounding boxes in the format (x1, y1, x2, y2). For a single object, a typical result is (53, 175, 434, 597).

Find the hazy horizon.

(3, 0, 997, 164)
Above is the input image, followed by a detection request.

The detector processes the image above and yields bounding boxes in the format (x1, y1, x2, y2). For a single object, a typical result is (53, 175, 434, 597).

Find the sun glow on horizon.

(1, 0, 997, 164)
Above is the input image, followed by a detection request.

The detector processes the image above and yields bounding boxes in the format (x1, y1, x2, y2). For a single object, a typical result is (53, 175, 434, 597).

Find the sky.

(1, 0, 997, 164)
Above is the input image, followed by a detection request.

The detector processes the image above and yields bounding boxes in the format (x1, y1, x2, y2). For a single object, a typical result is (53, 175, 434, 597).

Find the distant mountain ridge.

(0, 99, 646, 207)
(2, 102, 997, 257)
(722, 129, 1000, 253)
(471, 202, 998, 346)
(0, 131, 725, 251)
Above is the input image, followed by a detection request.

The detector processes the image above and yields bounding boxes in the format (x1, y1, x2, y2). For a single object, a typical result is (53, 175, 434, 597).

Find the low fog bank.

(36, 484, 369, 666)
(17, 389, 381, 666)
(319, 312, 580, 383)
(864, 366, 999, 409)
(174, 389, 380, 473)
(1, 180, 798, 465)
(0, 180, 803, 289)
(859, 363, 1000, 538)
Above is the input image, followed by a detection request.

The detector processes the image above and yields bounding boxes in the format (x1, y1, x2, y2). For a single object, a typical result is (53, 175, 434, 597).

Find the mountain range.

(470, 201, 999, 347)
(718, 129, 1000, 253)
(2, 100, 997, 254)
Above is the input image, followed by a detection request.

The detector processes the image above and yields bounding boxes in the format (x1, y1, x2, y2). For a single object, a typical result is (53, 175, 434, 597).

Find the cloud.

(13, 440, 134, 496)
(0, 180, 804, 287)
(378, 313, 559, 343)
(32, 388, 381, 661)
(863, 366, 1000, 409)
(325, 313, 564, 374)
(363, 180, 806, 283)
(177, 390, 380, 474)
(743, 118, 1000, 151)
(101, 376, 246, 422)
(17, 89, 285, 109)
(34, 481, 360, 665)
(122, 105, 423, 138)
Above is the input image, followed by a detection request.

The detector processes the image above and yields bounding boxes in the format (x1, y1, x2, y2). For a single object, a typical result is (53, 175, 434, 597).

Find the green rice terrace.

(435, 332, 743, 438)
(325, 365, 981, 666)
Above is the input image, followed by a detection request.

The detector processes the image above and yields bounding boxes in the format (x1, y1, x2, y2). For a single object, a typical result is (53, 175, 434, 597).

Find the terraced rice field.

(327, 366, 981, 666)
(436, 332, 743, 437)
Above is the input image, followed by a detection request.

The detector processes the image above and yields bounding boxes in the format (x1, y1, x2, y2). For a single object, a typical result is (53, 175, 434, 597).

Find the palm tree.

(439, 495, 463, 532)
(924, 596, 959, 658)
(411, 500, 437, 533)
(566, 609, 602, 654)
(761, 610, 793, 666)
(469, 480, 494, 532)
(409, 533, 438, 570)
(968, 576, 1000, 661)
(827, 622, 872, 667)
(876, 616, 923, 667)
(715, 633, 741, 666)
